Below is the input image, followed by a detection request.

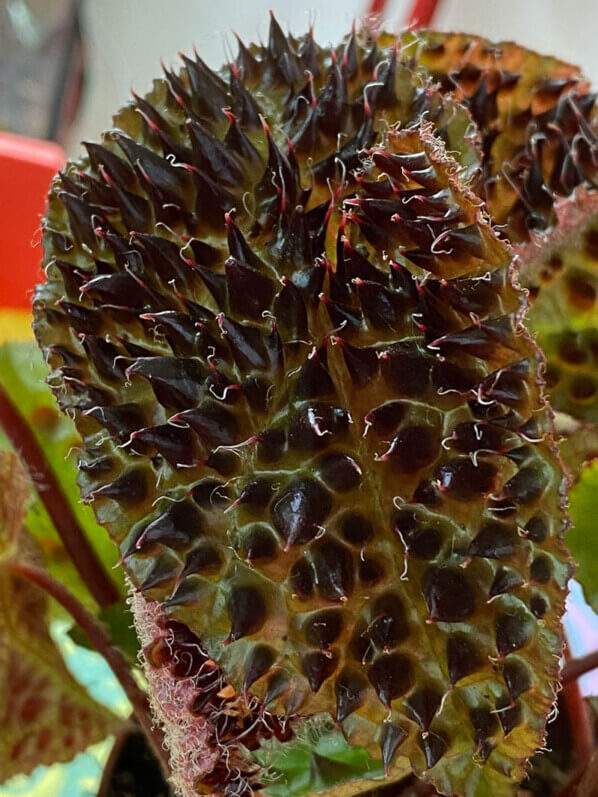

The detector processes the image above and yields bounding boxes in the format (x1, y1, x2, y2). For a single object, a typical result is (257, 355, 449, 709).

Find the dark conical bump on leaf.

(32, 19, 571, 797)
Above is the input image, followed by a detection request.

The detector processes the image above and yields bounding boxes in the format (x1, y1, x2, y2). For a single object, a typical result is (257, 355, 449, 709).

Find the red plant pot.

(0, 132, 65, 309)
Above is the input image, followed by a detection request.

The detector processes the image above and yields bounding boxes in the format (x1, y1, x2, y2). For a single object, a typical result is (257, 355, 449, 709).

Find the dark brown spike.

(316, 59, 347, 135)
(104, 179, 154, 233)
(368, 653, 412, 707)
(56, 299, 101, 335)
(273, 204, 312, 269)
(373, 45, 398, 107)
(132, 233, 191, 287)
(294, 345, 337, 399)
(355, 279, 405, 330)
(133, 500, 202, 553)
(404, 686, 443, 732)
(58, 192, 101, 246)
(112, 131, 193, 202)
(194, 264, 227, 308)
(187, 119, 245, 187)
(238, 524, 278, 562)
(225, 257, 275, 319)
(131, 423, 199, 467)
(84, 140, 137, 189)
(288, 402, 349, 451)
(243, 644, 275, 692)
(470, 706, 499, 744)
(446, 635, 481, 685)
(311, 539, 355, 602)
(380, 723, 408, 774)
(140, 311, 198, 355)
(271, 478, 332, 549)
(234, 33, 260, 81)
(175, 402, 239, 448)
(256, 121, 299, 222)
(263, 671, 290, 709)
(423, 567, 476, 622)
(343, 236, 389, 288)
(341, 513, 373, 545)
(503, 658, 532, 702)
(90, 468, 148, 505)
(496, 609, 534, 657)
(79, 455, 113, 475)
(179, 544, 223, 579)
(274, 277, 309, 340)
(80, 335, 125, 381)
(234, 477, 275, 512)
(84, 403, 144, 441)
(435, 458, 497, 501)
(312, 114, 375, 182)
(335, 667, 367, 722)
(81, 271, 154, 310)
(318, 452, 362, 492)
(225, 212, 266, 270)
(267, 12, 302, 85)
(225, 585, 267, 643)
(342, 32, 358, 80)
(229, 71, 261, 128)
(468, 521, 518, 559)
(289, 557, 315, 599)
(421, 732, 447, 769)
(181, 51, 228, 120)
(161, 63, 192, 109)
(304, 609, 344, 649)
(302, 651, 338, 693)
(299, 28, 320, 77)
(336, 339, 378, 388)
(369, 593, 409, 648)
(191, 168, 236, 227)
(223, 110, 263, 168)
(126, 356, 206, 410)
(489, 567, 524, 597)
(321, 295, 363, 335)
(139, 551, 181, 592)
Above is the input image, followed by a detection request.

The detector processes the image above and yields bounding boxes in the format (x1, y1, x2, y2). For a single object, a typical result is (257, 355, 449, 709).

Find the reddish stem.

(405, 0, 440, 27)
(367, 0, 390, 14)
(563, 641, 595, 768)
(0, 382, 119, 608)
(562, 649, 598, 686)
(366, 0, 441, 27)
(10, 560, 169, 776)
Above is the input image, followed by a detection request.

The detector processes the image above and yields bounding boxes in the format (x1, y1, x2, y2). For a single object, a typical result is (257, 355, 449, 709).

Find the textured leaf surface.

(0, 453, 119, 781)
(518, 196, 598, 431)
(403, 30, 598, 243)
(31, 20, 570, 797)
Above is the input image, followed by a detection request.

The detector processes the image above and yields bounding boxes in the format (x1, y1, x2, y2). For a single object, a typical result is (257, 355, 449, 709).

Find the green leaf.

(0, 340, 123, 610)
(568, 459, 598, 611)
(252, 718, 409, 797)
(0, 453, 121, 782)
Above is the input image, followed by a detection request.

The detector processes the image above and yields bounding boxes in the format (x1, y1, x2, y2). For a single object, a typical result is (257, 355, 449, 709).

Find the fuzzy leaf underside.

(31, 21, 570, 797)
(0, 453, 119, 782)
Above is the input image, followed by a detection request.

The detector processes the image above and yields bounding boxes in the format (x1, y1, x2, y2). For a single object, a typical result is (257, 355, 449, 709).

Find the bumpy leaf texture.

(0, 453, 119, 781)
(403, 31, 598, 438)
(32, 20, 570, 797)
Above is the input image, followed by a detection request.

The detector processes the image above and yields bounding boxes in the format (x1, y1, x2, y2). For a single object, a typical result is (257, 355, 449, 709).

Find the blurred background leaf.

(0, 453, 123, 783)
(0, 339, 124, 612)
(568, 460, 598, 612)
